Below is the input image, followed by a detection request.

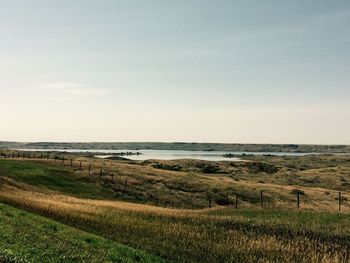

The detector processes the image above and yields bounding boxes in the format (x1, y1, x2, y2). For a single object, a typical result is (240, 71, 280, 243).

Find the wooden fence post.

(99, 169, 103, 182)
(235, 195, 238, 209)
(79, 161, 82, 170)
(208, 195, 212, 209)
(260, 191, 263, 208)
(124, 179, 128, 191)
(70, 159, 73, 167)
(339, 192, 342, 211)
(88, 165, 91, 176)
(62, 156, 65, 165)
(297, 192, 300, 209)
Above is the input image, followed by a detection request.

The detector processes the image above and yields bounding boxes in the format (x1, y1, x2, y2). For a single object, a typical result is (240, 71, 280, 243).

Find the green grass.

(0, 159, 115, 199)
(1, 157, 350, 262)
(3, 193, 350, 263)
(0, 203, 164, 263)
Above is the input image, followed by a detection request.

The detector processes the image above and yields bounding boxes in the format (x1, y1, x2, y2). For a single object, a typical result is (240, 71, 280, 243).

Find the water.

(15, 148, 315, 161)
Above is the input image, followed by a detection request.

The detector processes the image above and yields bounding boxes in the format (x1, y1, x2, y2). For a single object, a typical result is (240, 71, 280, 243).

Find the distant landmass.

(1, 141, 350, 153)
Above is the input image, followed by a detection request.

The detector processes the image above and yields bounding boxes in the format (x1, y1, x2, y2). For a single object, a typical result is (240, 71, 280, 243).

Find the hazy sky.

(1, 1, 349, 144)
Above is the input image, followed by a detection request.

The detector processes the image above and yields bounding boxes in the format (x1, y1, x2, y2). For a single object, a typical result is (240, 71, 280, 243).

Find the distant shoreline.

(1, 141, 350, 154)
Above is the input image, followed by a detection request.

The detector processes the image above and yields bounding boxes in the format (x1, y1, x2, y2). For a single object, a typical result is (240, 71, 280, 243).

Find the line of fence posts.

(1, 152, 349, 212)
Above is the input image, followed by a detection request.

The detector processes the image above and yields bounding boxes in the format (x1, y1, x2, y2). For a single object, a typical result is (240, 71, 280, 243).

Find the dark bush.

(248, 162, 279, 174)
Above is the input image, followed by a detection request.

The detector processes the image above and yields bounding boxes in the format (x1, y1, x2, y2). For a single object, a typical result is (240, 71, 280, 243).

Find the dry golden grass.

(1, 153, 350, 262)
(0, 181, 350, 263)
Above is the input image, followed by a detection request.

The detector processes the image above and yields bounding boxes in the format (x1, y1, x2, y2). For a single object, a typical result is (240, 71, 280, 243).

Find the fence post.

(88, 165, 91, 176)
(62, 156, 65, 165)
(79, 161, 82, 170)
(208, 195, 212, 209)
(100, 169, 103, 182)
(235, 195, 238, 209)
(124, 179, 128, 191)
(339, 192, 342, 211)
(260, 191, 263, 208)
(297, 192, 300, 209)
(70, 159, 73, 167)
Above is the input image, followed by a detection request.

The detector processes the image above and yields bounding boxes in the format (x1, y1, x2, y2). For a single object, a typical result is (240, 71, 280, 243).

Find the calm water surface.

(16, 149, 315, 161)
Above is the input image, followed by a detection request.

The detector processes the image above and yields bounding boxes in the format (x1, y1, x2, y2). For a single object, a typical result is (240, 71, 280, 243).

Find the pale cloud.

(39, 82, 112, 96)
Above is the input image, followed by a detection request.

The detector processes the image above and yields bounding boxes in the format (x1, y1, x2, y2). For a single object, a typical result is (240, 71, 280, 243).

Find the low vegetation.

(0, 152, 350, 262)
(0, 202, 163, 263)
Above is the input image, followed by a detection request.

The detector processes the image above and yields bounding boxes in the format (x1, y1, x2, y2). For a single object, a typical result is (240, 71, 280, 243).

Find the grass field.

(0, 153, 350, 262)
(0, 202, 163, 263)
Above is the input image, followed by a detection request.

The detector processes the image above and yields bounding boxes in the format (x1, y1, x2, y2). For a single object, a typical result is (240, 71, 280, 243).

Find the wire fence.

(0, 150, 349, 212)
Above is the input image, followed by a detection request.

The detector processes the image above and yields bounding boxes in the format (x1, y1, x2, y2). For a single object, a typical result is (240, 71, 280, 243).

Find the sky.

(0, 0, 349, 144)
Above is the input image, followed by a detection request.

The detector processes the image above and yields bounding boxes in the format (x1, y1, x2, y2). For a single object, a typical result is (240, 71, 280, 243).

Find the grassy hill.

(0, 203, 164, 263)
(0, 153, 350, 262)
